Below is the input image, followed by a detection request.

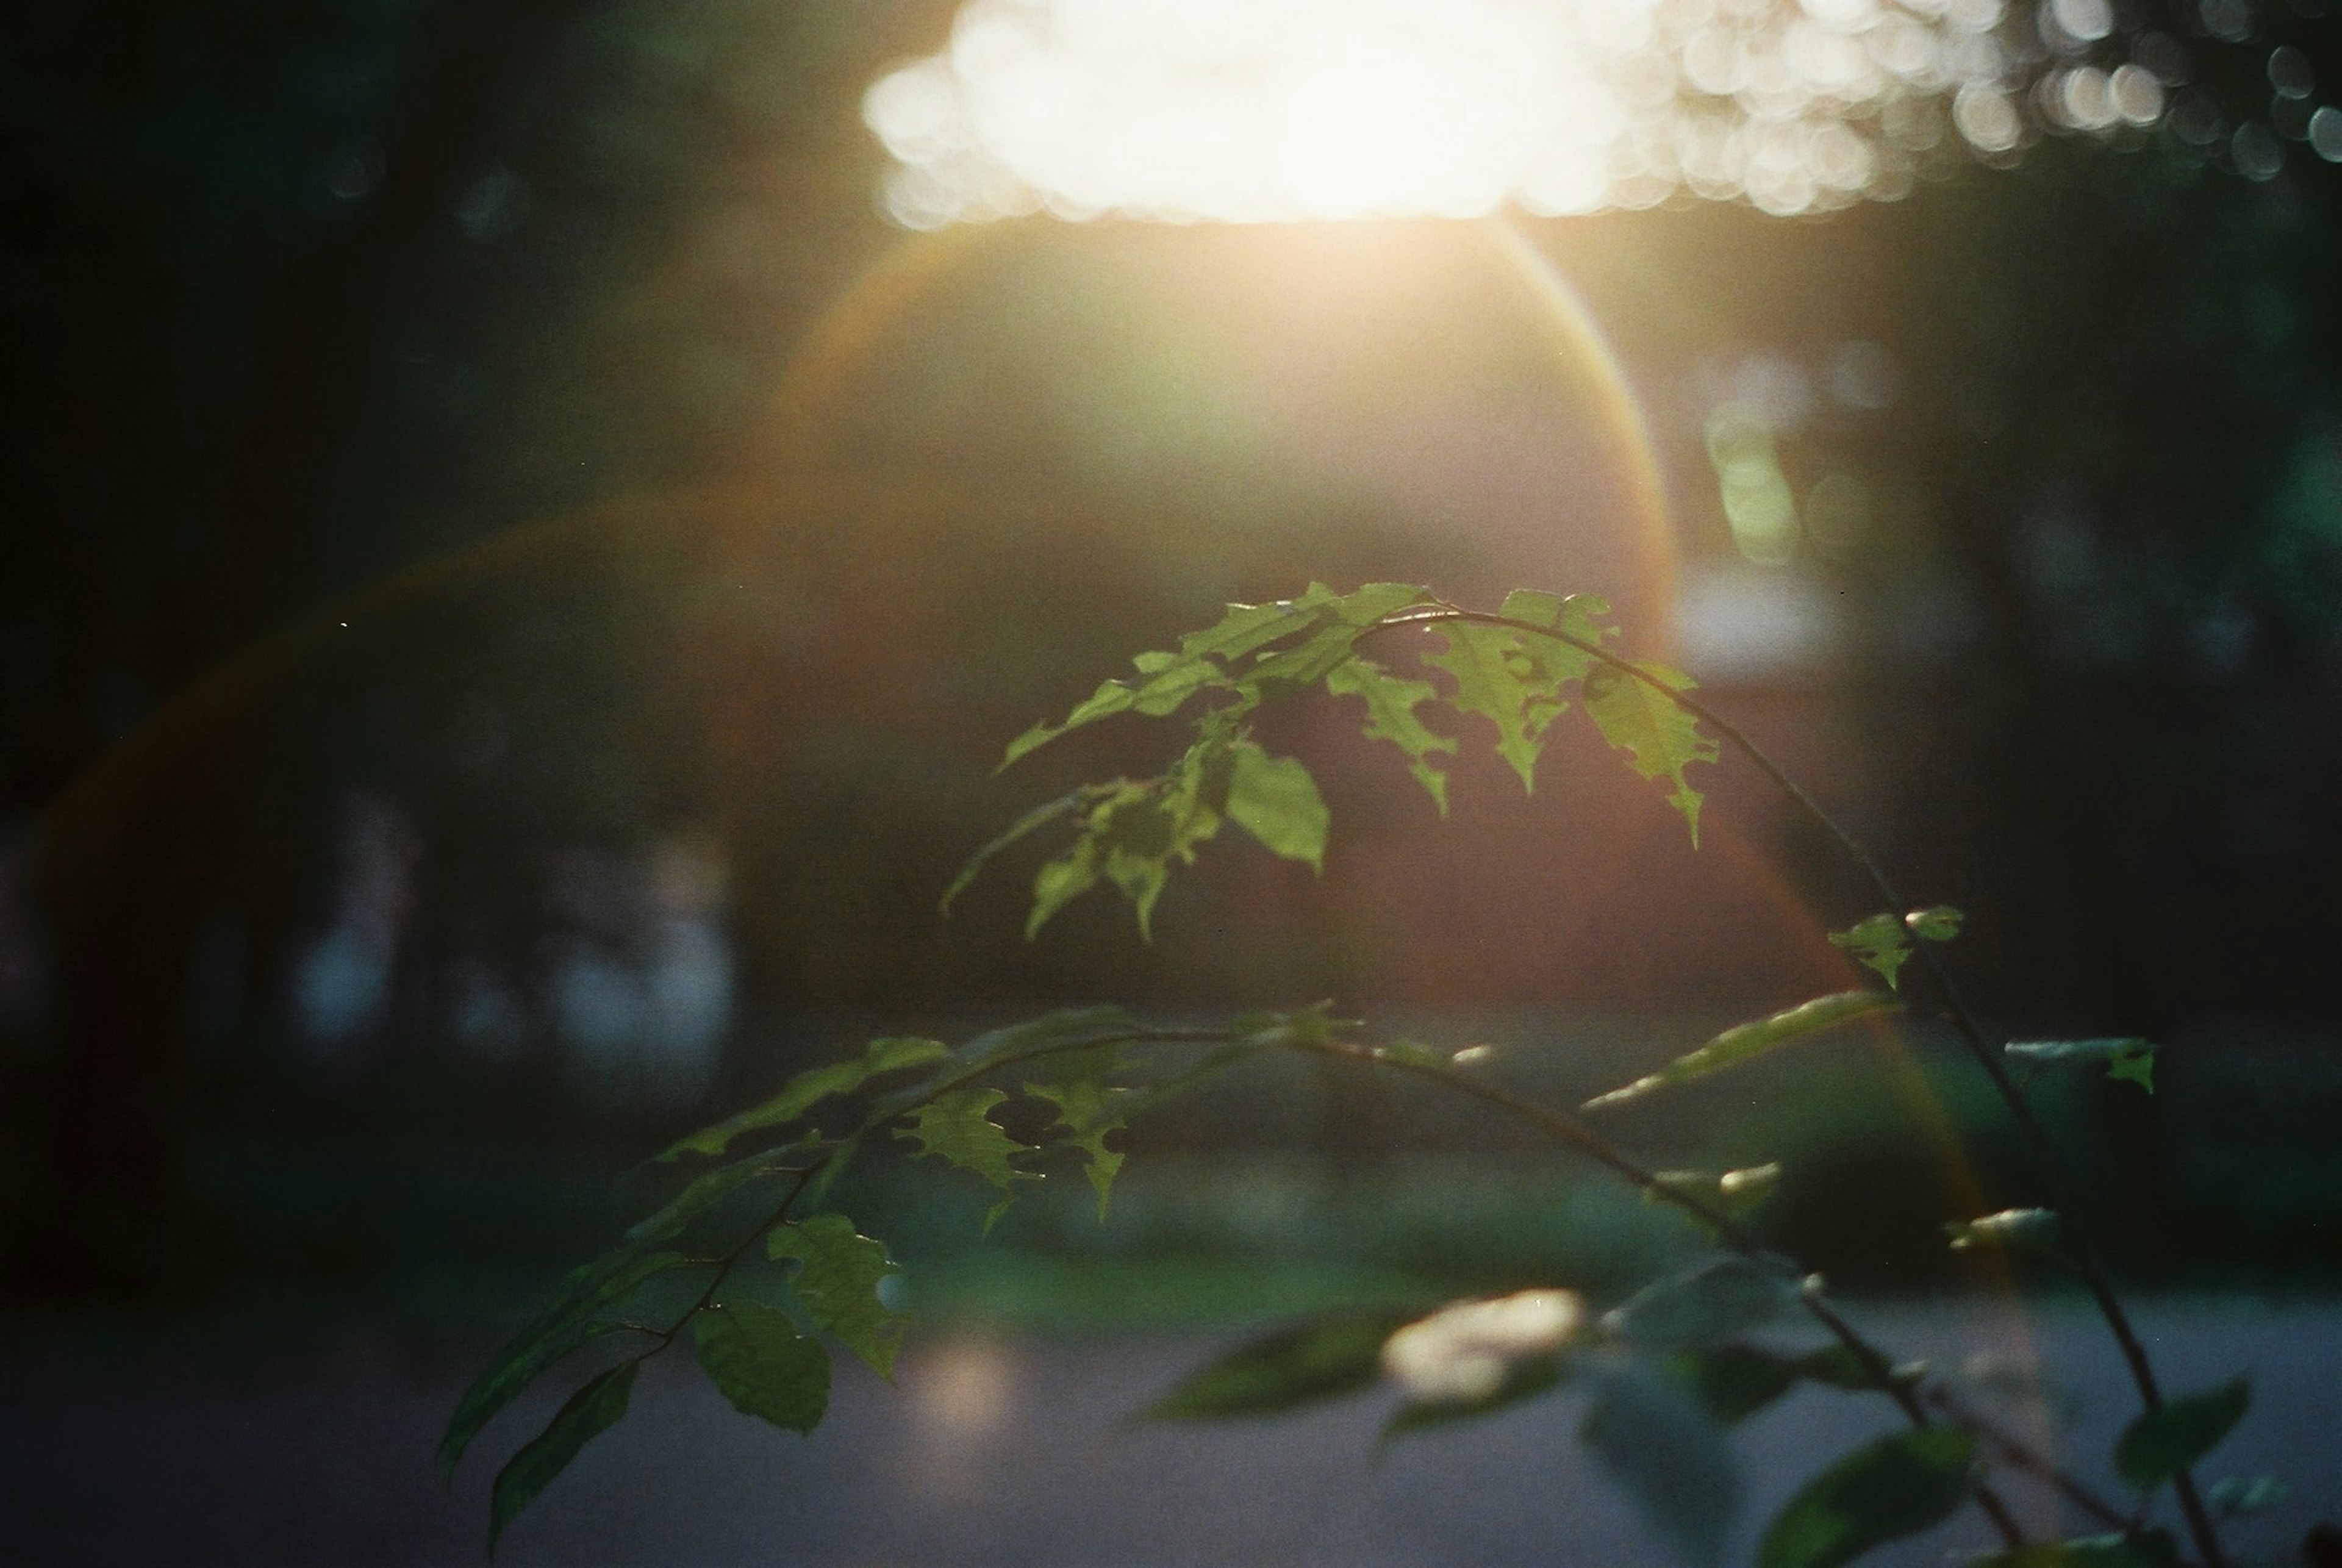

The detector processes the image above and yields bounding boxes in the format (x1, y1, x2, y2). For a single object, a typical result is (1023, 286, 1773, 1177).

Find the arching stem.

(1376, 604, 2227, 1566)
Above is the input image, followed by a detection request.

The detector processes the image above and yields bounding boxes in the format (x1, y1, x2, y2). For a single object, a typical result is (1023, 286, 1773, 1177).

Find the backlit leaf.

(1224, 743, 1328, 871)
(768, 1214, 905, 1378)
(1323, 656, 1456, 813)
(1000, 678, 1135, 769)
(1232, 582, 1428, 700)
(895, 1088, 1036, 1193)
(1583, 1363, 1742, 1566)
(2005, 1037, 2157, 1094)
(1025, 1051, 1134, 1219)
(1028, 831, 1103, 939)
(1585, 992, 1901, 1109)
(1828, 914, 1912, 990)
(489, 1361, 637, 1553)
(1326, 582, 1439, 625)
(1142, 1315, 1404, 1420)
(662, 1037, 948, 1162)
(1758, 1427, 1978, 1568)
(2105, 1044, 2157, 1093)
(1425, 619, 1568, 791)
(1647, 1163, 1782, 1220)
(695, 1303, 829, 1434)
(1583, 660, 1720, 845)
(2115, 1378, 2249, 1490)
(1905, 905, 1963, 942)
(1945, 1207, 2061, 1256)
(1176, 597, 1321, 663)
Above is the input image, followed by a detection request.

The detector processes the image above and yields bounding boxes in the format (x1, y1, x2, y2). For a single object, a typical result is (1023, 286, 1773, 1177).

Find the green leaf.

(489, 1360, 637, 1553)
(895, 1087, 1036, 1192)
(1669, 1343, 1805, 1425)
(1585, 992, 1902, 1109)
(1142, 1315, 1403, 1421)
(2105, 1043, 2157, 1093)
(1326, 581, 1439, 625)
(1583, 1364, 1742, 1566)
(1905, 905, 1964, 942)
(449, 1145, 800, 1471)
(1324, 656, 1456, 813)
(694, 1304, 830, 1434)
(1648, 1163, 1782, 1220)
(442, 1249, 689, 1477)
(661, 1036, 948, 1161)
(1424, 619, 1569, 791)
(1945, 1208, 2061, 1256)
(1582, 659, 1720, 844)
(2114, 1378, 2250, 1490)
(940, 790, 1092, 916)
(1023, 727, 1253, 940)
(1025, 1062, 1133, 1219)
(1758, 1427, 1978, 1568)
(1176, 597, 1323, 663)
(2004, 1037, 2157, 1094)
(894, 1087, 1039, 1231)
(1828, 914, 1913, 990)
(768, 1214, 906, 1378)
(1027, 833, 1103, 937)
(1224, 743, 1329, 872)
(1000, 678, 1135, 769)
(1124, 648, 1230, 717)
(1242, 619, 1375, 700)
(1603, 1256, 1794, 1348)
(1230, 582, 1428, 700)
(1966, 1531, 2180, 1566)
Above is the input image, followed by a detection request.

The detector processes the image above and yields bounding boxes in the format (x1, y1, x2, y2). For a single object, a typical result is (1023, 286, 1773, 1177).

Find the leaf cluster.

(448, 584, 2256, 1568)
(967, 583, 1721, 937)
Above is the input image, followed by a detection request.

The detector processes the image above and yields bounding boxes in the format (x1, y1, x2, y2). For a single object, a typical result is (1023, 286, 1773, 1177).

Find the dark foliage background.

(5, 0, 2342, 1316)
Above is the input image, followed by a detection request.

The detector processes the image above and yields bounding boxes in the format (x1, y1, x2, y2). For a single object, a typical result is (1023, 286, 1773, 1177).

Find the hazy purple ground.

(4, 1297, 2332, 1567)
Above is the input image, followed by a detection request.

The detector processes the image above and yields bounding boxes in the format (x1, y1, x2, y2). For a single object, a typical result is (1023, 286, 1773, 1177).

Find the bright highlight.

(863, 0, 2158, 225)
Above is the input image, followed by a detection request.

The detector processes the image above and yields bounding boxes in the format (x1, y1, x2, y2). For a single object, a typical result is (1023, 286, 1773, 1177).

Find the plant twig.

(1376, 604, 2230, 1568)
(1310, 1037, 2030, 1552)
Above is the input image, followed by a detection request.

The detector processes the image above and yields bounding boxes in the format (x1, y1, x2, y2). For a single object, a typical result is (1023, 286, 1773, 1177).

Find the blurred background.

(5, 0, 2342, 1561)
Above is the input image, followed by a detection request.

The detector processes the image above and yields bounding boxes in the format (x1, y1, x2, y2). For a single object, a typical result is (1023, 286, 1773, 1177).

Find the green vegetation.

(449, 584, 2271, 1567)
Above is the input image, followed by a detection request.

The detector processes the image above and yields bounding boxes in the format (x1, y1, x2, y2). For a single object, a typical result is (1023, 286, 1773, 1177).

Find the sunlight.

(862, 0, 2161, 225)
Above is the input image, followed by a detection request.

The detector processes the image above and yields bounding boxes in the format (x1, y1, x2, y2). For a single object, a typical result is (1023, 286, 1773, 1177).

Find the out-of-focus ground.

(2, 1295, 2328, 1567)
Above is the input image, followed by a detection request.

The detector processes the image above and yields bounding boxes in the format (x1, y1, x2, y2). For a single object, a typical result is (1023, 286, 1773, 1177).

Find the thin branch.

(1308, 1037, 2028, 1552)
(1924, 1384, 2138, 1536)
(1372, 604, 2230, 1568)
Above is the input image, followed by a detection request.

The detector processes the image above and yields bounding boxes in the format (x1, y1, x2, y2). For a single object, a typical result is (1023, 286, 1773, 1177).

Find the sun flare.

(862, 0, 2163, 226)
